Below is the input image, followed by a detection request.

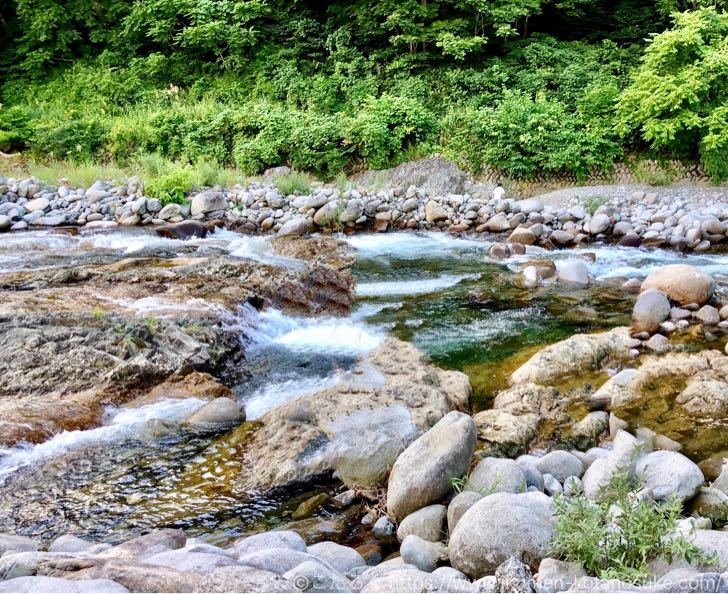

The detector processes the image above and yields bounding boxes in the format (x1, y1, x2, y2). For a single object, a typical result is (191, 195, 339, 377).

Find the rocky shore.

(1, 161, 728, 593)
(2, 158, 728, 253)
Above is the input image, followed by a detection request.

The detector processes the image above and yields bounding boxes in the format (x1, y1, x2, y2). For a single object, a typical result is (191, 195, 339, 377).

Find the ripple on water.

(0, 398, 208, 478)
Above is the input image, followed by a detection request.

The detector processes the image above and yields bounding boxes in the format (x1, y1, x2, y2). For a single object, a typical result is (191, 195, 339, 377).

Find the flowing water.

(0, 228, 727, 546)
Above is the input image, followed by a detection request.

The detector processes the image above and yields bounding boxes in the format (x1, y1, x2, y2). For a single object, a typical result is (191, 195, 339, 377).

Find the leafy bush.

(145, 167, 197, 205)
(582, 195, 608, 215)
(274, 171, 311, 196)
(616, 8, 728, 181)
(441, 95, 621, 179)
(32, 118, 107, 161)
(552, 469, 716, 584)
(233, 103, 293, 174)
(0, 105, 34, 152)
(631, 160, 677, 186)
(347, 95, 437, 169)
(289, 114, 349, 179)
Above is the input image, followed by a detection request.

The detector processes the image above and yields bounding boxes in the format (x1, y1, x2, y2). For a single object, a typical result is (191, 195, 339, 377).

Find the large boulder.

(283, 560, 351, 593)
(0, 577, 128, 593)
(37, 558, 202, 593)
(581, 430, 641, 499)
(396, 504, 447, 542)
(277, 217, 312, 237)
(510, 328, 631, 386)
(97, 529, 186, 560)
(635, 450, 704, 502)
(237, 339, 471, 492)
(588, 214, 611, 235)
(557, 260, 589, 287)
(313, 201, 341, 226)
(190, 192, 228, 216)
(464, 457, 526, 494)
(183, 397, 245, 426)
(143, 551, 238, 575)
(232, 531, 306, 559)
(424, 201, 448, 223)
(306, 541, 365, 574)
(449, 492, 555, 578)
(353, 157, 467, 196)
(632, 290, 671, 334)
(0, 534, 39, 556)
(386, 410, 477, 522)
(640, 265, 715, 306)
(195, 566, 299, 593)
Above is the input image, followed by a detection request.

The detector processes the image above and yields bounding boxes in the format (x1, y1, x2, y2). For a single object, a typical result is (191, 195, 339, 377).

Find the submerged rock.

(510, 328, 631, 386)
(592, 350, 728, 461)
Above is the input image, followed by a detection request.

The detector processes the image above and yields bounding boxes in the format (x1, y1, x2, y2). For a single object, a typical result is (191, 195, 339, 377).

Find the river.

(0, 227, 726, 546)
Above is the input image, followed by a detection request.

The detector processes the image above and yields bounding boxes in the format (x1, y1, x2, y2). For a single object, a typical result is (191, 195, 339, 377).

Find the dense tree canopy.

(1, 0, 727, 180)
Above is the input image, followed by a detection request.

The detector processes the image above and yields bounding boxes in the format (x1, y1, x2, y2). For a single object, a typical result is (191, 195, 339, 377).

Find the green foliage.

(0, 105, 34, 152)
(582, 195, 608, 215)
(145, 167, 197, 205)
(348, 95, 437, 169)
(3, 0, 728, 181)
(630, 159, 677, 186)
(32, 118, 107, 161)
(552, 469, 717, 584)
(441, 94, 621, 178)
(274, 172, 312, 196)
(616, 8, 728, 181)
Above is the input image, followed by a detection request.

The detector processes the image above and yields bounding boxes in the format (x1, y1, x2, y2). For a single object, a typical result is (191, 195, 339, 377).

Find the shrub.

(631, 160, 677, 186)
(32, 117, 107, 161)
(232, 103, 292, 174)
(440, 94, 621, 179)
(347, 95, 437, 169)
(616, 8, 728, 181)
(551, 469, 716, 584)
(0, 105, 35, 152)
(145, 166, 199, 205)
(289, 114, 349, 179)
(274, 171, 311, 196)
(582, 195, 608, 215)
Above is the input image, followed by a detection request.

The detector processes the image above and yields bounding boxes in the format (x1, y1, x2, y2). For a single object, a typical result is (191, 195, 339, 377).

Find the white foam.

(344, 232, 490, 259)
(244, 375, 340, 420)
(0, 398, 206, 477)
(412, 307, 540, 355)
(242, 305, 383, 355)
(356, 274, 480, 297)
(84, 232, 182, 254)
(110, 296, 224, 317)
(0, 231, 78, 253)
(351, 302, 403, 321)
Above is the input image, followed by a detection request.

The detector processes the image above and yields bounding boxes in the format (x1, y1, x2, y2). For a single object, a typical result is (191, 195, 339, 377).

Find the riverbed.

(0, 227, 726, 547)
